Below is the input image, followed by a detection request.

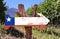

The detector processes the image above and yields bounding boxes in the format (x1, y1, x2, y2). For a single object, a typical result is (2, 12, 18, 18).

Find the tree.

(27, 0, 60, 25)
(38, 0, 60, 25)
(0, 0, 7, 24)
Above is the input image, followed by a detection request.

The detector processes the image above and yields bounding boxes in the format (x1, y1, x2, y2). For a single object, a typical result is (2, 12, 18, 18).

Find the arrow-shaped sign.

(5, 13, 50, 26)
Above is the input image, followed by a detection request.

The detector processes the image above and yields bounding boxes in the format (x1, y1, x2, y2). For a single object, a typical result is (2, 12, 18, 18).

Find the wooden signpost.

(5, 4, 49, 39)
(17, 4, 38, 39)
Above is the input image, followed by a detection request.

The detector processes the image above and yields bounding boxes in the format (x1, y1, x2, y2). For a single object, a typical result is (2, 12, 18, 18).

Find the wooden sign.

(15, 13, 49, 26)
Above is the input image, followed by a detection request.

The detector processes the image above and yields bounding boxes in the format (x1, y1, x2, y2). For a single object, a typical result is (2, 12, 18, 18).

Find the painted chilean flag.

(5, 13, 50, 26)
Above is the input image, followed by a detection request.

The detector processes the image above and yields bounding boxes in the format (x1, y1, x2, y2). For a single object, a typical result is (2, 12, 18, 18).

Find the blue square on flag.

(5, 15, 15, 25)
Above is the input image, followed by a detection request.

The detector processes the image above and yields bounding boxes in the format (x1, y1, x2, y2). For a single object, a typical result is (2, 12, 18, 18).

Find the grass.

(32, 26, 60, 39)
(16, 26, 60, 39)
(0, 25, 60, 39)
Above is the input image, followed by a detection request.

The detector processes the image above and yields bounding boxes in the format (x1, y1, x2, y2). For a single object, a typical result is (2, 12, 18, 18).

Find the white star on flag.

(7, 17, 11, 22)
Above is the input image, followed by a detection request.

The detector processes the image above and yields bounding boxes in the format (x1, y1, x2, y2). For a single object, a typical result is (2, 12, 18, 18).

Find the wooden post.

(17, 4, 32, 39)
(17, 4, 38, 39)
(25, 26, 32, 39)
(25, 4, 38, 39)
(32, 4, 38, 17)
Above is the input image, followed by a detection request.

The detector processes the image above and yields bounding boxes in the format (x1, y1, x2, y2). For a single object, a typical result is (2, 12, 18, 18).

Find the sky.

(4, 0, 44, 10)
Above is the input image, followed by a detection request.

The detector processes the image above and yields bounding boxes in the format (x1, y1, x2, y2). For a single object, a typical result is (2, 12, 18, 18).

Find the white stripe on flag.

(15, 17, 50, 25)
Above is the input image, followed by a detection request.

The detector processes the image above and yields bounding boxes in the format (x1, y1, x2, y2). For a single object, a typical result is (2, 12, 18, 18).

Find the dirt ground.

(0, 35, 25, 39)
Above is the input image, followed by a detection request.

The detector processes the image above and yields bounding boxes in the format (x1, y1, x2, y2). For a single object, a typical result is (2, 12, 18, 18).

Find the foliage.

(32, 26, 60, 39)
(0, 0, 7, 24)
(26, 0, 60, 25)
